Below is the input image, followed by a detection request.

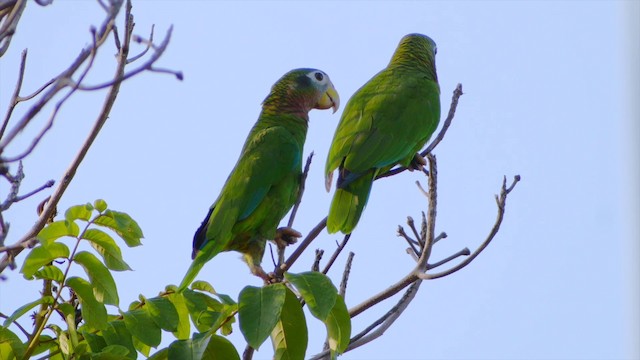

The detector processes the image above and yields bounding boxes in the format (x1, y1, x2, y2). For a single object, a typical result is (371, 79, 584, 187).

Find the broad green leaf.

(66, 277, 108, 331)
(65, 203, 93, 222)
(29, 335, 56, 357)
(21, 242, 70, 279)
(73, 251, 119, 306)
(2, 296, 53, 327)
(92, 344, 131, 360)
(82, 331, 106, 353)
(94, 210, 144, 247)
(82, 228, 131, 271)
(94, 199, 108, 213)
(59, 331, 70, 355)
(167, 333, 210, 360)
(133, 335, 151, 357)
(74, 341, 89, 356)
(102, 320, 136, 359)
(202, 335, 240, 360)
(183, 289, 225, 332)
(167, 292, 191, 339)
(271, 287, 308, 360)
(325, 295, 351, 359)
(285, 271, 337, 321)
(238, 284, 286, 350)
(33, 265, 64, 282)
(146, 296, 179, 332)
(122, 309, 161, 347)
(0, 327, 26, 359)
(147, 348, 169, 360)
(191, 280, 216, 294)
(36, 220, 80, 245)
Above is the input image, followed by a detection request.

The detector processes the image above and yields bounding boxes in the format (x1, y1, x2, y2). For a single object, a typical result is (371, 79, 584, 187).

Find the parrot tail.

(327, 170, 375, 234)
(177, 255, 206, 292)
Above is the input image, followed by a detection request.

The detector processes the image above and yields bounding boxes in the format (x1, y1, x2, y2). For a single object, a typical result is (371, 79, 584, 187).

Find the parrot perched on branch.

(179, 69, 339, 291)
(325, 33, 440, 234)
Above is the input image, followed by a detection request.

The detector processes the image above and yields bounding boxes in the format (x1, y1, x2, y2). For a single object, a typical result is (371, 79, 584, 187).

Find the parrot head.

(263, 68, 340, 115)
(389, 33, 438, 79)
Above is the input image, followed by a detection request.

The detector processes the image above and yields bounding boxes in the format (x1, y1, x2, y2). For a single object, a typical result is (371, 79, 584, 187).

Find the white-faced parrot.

(325, 33, 440, 234)
(179, 69, 339, 290)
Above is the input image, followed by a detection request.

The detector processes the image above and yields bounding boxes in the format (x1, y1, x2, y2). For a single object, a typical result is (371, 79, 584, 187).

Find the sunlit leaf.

(82, 228, 132, 271)
(167, 292, 191, 340)
(285, 271, 337, 321)
(65, 203, 93, 222)
(271, 287, 308, 360)
(2, 296, 54, 327)
(21, 242, 70, 279)
(33, 265, 64, 283)
(66, 277, 108, 331)
(36, 220, 80, 245)
(325, 295, 351, 359)
(238, 284, 286, 350)
(73, 251, 119, 306)
(94, 210, 144, 247)
(0, 325, 27, 359)
(94, 199, 108, 213)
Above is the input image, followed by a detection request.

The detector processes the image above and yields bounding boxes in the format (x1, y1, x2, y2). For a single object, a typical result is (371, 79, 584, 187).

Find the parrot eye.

(314, 72, 324, 81)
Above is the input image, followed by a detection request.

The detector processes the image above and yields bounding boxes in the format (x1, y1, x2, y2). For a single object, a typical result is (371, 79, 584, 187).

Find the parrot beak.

(317, 82, 340, 113)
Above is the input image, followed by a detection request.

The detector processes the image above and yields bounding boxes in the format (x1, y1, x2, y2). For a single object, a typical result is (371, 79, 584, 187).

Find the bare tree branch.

(0, 0, 180, 274)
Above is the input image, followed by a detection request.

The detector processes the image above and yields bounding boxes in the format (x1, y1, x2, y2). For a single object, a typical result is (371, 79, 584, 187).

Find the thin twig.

(321, 234, 351, 275)
(0, 48, 27, 140)
(418, 175, 521, 280)
(339, 252, 354, 298)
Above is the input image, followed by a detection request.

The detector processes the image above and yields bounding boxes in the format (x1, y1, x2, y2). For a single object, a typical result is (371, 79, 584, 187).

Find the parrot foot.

(274, 227, 302, 248)
(409, 153, 427, 172)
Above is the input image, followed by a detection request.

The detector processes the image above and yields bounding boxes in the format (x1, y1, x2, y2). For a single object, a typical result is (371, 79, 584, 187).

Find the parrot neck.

(257, 112, 309, 144)
(388, 49, 438, 82)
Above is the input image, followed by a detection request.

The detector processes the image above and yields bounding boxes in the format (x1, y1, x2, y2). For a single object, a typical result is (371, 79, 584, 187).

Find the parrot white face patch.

(306, 70, 330, 87)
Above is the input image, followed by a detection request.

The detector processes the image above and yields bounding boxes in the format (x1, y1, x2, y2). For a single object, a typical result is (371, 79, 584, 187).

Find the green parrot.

(179, 69, 339, 291)
(325, 33, 440, 234)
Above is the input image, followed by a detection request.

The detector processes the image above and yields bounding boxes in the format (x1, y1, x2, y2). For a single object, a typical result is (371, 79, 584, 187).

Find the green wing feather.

(179, 123, 301, 291)
(326, 34, 440, 234)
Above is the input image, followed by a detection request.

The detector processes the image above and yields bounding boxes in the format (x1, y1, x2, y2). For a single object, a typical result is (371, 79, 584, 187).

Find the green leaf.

(92, 344, 131, 360)
(82, 228, 132, 271)
(238, 284, 286, 350)
(202, 334, 240, 360)
(33, 265, 65, 283)
(94, 210, 144, 247)
(29, 335, 56, 357)
(271, 287, 308, 360)
(66, 277, 108, 331)
(82, 331, 106, 353)
(2, 296, 54, 327)
(146, 296, 179, 332)
(122, 309, 161, 347)
(73, 251, 119, 306)
(21, 242, 70, 279)
(183, 289, 226, 332)
(65, 203, 94, 222)
(0, 327, 26, 359)
(191, 280, 216, 294)
(102, 320, 136, 359)
(147, 348, 169, 360)
(285, 271, 337, 321)
(167, 333, 210, 360)
(133, 335, 151, 357)
(36, 220, 80, 245)
(167, 292, 191, 340)
(94, 199, 108, 213)
(325, 295, 351, 358)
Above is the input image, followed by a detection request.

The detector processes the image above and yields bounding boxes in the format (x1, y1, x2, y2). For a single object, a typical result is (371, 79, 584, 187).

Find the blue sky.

(1, 1, 638, 359)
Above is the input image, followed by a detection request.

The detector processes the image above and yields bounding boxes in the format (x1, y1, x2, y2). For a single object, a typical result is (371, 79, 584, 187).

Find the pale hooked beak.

(317, 82, 340, 113)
